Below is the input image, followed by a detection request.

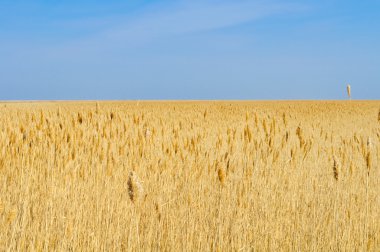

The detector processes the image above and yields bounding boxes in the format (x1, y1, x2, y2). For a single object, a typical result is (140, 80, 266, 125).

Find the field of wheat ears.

(0, 101, 379, 251)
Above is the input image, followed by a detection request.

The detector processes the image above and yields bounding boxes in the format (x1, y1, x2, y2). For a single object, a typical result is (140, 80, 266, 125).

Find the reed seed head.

(366, 152, 372, 175)
(367, 137, 372, 150)
(217, 168, 226, 186)
(127, 171, 144, 203)
(333, 157, 339, 181)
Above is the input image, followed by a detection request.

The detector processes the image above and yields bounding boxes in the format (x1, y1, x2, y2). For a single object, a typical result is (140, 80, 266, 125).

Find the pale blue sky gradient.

(1, 0, 379, 100)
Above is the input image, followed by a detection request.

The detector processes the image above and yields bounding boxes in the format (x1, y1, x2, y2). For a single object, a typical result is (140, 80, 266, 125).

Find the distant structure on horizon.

(347, 84, 351, 100)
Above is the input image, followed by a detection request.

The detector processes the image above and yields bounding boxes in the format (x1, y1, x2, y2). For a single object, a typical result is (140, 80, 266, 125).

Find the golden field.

(0, 101, 379, 251)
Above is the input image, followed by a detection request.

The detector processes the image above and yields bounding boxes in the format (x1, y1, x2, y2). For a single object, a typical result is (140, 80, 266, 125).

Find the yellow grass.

(0, 101, 379, 251)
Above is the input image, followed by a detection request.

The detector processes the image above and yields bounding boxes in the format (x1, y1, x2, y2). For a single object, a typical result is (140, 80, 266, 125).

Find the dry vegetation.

(0, 101, 379, 251)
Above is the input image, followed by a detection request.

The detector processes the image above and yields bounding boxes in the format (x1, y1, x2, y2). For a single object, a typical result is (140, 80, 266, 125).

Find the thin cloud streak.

(105, 1, 301, 39)
(0, 1, 307, 59)
(50, 1, 307, 52)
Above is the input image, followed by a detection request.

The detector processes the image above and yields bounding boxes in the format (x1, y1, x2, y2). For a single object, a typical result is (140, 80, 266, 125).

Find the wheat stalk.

(96, 102, 100, 114)
(127, 171, 144, 203)
(0, 200, 4, 215)
(333, 157, 339, 181)
(217, 168, 226, 186)
(366, 152, 372, 175)
(7, 208, 17, 224)
(367, 137, 372, 150)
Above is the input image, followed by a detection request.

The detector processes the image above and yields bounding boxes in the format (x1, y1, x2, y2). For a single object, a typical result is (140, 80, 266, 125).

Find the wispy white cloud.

(0, 0, 308, 67)
(105, 1, 296, 38)
(52, 0, 307, 50)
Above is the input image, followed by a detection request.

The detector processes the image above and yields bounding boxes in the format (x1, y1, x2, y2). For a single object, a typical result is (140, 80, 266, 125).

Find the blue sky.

(0, 0, 379, 100)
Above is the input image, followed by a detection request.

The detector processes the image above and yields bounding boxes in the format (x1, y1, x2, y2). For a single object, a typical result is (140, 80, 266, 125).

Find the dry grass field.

(0, 101, 379, 251)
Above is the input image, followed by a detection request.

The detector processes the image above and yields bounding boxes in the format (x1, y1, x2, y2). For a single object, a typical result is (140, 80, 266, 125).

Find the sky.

(0, 0, 379, 100)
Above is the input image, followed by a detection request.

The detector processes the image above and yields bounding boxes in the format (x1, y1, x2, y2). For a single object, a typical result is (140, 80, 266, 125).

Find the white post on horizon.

(347, 84, 351, 100)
